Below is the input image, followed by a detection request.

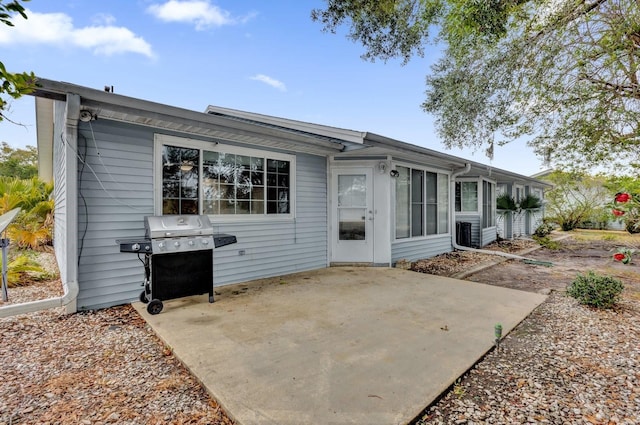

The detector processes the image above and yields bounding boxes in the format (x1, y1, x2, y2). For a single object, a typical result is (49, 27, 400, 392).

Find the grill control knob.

(158, 242, 165, 249)
(174, 241, 181, 247)
(201, 239, 209, 245)
(132, 243, 140, 251)
(188, 240, 195, 246)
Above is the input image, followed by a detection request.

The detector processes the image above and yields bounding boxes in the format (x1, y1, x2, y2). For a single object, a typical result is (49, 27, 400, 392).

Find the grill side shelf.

(213, 234, 237, 248)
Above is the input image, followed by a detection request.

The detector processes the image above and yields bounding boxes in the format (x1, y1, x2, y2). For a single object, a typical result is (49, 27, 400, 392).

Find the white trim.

(391, 161, 451, 242)
(154, 134, 296, 220)
(481, 179, 497, 229)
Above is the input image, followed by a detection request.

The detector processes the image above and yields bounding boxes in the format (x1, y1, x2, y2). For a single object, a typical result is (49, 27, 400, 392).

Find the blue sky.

(0, 0, 545, 175)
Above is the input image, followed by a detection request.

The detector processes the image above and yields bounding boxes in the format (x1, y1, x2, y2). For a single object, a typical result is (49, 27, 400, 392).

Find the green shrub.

(566, 271, 624, 309)
(534, 221, 555, 237)
(533, 235, 560, 249)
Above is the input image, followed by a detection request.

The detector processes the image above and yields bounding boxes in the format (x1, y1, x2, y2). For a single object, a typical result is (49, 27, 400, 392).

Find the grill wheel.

(147, 299, 164, 315)
(139, 291, 149, 304)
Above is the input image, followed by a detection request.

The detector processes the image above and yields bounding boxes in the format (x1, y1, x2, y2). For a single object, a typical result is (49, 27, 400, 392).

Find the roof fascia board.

(206, 105, 367, 145)
(365, 132, 551, 187)
(32, 79, 346, 152)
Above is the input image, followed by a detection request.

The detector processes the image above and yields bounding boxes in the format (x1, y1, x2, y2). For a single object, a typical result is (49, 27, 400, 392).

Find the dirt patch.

(410, 234, 640, 295)
(467, 237, 640, 295)
(411, 251, 491, 275)
(413, 230, 640, 424)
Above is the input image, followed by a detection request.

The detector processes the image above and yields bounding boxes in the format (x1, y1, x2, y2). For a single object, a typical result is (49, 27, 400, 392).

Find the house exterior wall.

(455, 213, 481, 247)
(481, 226, 497, 246)
(75, 120, 155, 310)
(211, 153, 328, 285)
(496, 183, 546, 239)
(391, 235, 451, 263)
(74, 119, 327, 310)
(528, 187, 545, 233)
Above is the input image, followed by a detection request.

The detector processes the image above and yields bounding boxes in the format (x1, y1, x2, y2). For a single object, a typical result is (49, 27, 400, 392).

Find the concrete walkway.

(133, 267, 547, 425)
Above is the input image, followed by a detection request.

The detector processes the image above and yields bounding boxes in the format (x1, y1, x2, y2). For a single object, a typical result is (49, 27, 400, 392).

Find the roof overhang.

(32, 78, 350, 165)
(206, 105, 367, 146)
(360, 132, 552, 187)
(32, 78, 551, 189)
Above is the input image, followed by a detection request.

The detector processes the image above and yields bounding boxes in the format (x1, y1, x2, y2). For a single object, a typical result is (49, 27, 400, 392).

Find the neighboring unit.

(32, 78, 550, 312)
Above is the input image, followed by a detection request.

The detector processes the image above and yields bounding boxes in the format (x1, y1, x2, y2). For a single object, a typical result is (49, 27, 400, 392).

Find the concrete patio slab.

(133, 267, 547, 425)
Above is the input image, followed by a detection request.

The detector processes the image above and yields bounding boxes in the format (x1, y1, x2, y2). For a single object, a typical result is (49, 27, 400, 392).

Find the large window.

(158, 136, 293, 217)
(395, 166, 448, 239)
(455, 181, 478, 212)
(482, 180, 496, 228)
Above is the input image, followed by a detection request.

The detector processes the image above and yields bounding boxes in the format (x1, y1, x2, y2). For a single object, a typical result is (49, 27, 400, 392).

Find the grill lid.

(145, 215, 214, 238)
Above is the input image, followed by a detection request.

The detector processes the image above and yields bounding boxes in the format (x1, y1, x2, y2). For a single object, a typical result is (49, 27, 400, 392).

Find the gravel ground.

(0, 260, 234, 425)
(415, 291, 640, 424)
(3, 239, 639, 425)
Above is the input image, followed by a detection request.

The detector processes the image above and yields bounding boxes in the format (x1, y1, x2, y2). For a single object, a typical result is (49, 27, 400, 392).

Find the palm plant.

(496, 193, 517, 212)
(0, 176, 54, 250)
(518, 194, 542, 211)
(1, 253, 46, 287)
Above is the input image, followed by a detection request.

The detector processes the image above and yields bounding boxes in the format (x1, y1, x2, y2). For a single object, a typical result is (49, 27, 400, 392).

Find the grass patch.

(570, 229, 639, 244)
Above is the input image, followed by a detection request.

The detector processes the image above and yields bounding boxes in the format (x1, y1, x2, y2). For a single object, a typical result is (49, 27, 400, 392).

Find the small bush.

(534, 221, 555, 238)
(566, 271, 624, 309)
(533, 235, 560, 249)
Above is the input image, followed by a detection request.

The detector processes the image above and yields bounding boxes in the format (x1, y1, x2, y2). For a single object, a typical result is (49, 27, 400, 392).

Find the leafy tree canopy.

(0, 141, 37, 178)
(540, 170, 611, 230)
(0, 0, 35, 122)
(312, 0, 640, 172)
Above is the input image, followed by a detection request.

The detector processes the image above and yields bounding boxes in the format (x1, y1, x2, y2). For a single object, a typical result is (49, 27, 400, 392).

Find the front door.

(331, 168, 374, 263)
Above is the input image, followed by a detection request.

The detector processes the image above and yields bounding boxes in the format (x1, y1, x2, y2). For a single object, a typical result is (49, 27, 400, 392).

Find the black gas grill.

(117, 215, 236, 314)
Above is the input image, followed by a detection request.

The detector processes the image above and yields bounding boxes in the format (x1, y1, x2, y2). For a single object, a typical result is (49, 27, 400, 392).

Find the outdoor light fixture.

(377, 161, 388, 174)
(79, 110, 96, 122)
(390, 169, 400, 178)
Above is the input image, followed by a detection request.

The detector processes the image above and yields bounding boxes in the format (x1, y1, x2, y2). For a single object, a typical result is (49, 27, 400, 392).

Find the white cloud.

(147, 0, 256, 30)
(250, 74, 287, 92)
(91, 13, 116, 26)
(0, 9, 154, 58)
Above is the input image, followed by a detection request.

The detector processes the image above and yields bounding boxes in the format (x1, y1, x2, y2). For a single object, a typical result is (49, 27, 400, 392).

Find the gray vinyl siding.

(210, 153, 327, 286)
(76, 120, 154, 310)
(481, 227, 497, 247)
(74, 120, 327, 310)
(391, 235, 451, 263)
(513, 212, 526, 237)
(528, 187, 545, 234)
(52, 101, 70, 284)
(455, 214, 481, 247)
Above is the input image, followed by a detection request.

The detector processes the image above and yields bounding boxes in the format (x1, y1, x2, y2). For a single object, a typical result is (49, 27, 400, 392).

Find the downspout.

(449, 163, 531, 261)
(0, 93, 81, 318)
(0, 282, 79, 318)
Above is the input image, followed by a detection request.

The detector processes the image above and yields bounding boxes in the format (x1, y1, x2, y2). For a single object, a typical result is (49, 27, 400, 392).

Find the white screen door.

(331, 168, 374, 262)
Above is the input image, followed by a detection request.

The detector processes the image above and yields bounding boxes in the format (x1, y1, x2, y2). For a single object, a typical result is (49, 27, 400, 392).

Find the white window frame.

(455, 179, 479, 213)
(154, 134, 296, 220)
(393, 162, 450, 241)
(482, 179, 496, 229)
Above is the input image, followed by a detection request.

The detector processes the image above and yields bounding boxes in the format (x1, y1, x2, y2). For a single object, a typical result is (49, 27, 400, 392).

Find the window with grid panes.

(161, 143, 292, 216)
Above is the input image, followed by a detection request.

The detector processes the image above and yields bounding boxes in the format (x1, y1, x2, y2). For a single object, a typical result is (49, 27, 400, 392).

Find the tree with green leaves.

(606, 175, 640, 233)
(541, 170, 611, 230)
(312, 0, 640, 172)
(0, 175, 54, 250)
(0, 141, 37, 178)
(0, 0, 35, 122)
